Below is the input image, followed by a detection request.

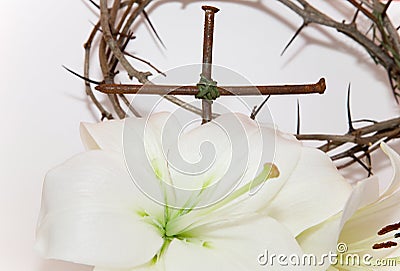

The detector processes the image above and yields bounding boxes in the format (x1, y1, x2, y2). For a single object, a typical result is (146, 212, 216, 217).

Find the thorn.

(347, 84, 355, 133)
(350, 154, 372, 176)
(281, 22, 307, 56)
(88, 0, 100, 9)
(352, 119, 378, 124)
(326, 140, 332, 151)
(387, 69, 399, 104)
(122, 31, 134, 50)
(250, 95, 271, 120)
(372, 25, 377, 44)
(365, 23, 374, 36)
(142, 10, 167, 49)
(250, 106, 257, 118)
(110, 32, 135, 72)
(124, 52, 166, 76)
(297, 99, 301, 135)
(382, 0, 393, 17)
(351, 6, 361, 24)
(90, 21, 136, 39)
(366, 151, 373, 177)
(62, 65, 103, 85)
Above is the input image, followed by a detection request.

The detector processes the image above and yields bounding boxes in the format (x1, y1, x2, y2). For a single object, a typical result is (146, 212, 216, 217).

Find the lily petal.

(164, 216, 309, 271)
(296, 176, 380, 271)
(123, 115, 180, 208)
(264, 147, 352, 236)
(327, 266, 339, 271)
(35, 150, 164, 268)
(166, 113, 274, 207)
(80, 119, 124, 153)
(94, 260, 166, 271)
(226, 120, 304, 215)
(380, 142, 400, 199)
(296, 215, 342, 271)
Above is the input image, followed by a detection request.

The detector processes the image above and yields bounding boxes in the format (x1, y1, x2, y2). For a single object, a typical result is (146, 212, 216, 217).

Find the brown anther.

(372, 241, 398, 249)
(378, 222, 400, 235)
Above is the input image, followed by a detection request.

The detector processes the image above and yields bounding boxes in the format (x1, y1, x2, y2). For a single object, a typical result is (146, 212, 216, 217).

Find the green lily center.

(139, 163, 279, 265)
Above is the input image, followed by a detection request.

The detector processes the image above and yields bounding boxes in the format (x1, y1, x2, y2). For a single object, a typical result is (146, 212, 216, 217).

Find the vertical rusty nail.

(201, 5, 219, 124)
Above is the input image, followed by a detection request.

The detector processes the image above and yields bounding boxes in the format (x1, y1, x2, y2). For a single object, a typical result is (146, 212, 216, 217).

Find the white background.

(1, 1, 400, 270)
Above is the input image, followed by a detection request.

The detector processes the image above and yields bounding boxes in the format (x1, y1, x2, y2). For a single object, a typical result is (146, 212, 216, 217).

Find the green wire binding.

(196, 74, 219, 100)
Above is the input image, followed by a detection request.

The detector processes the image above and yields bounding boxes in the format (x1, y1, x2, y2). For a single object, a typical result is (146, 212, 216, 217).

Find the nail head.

(202, 5, 220, 13)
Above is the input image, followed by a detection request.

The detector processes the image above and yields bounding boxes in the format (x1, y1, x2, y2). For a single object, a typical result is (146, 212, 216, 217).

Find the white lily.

(298, 143, 400, 271)
(35, 112, 351, 271)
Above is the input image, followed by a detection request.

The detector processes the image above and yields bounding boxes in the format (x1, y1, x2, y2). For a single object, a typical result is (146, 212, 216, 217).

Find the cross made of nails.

(95, 5, 326, 124)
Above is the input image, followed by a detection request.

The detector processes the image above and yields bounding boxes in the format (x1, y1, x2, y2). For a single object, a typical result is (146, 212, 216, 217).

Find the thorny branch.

(296, 116, 400, 175)
(82, 0, 205, 120)
(296, 88, 400, 175)
(277, 0, 400, 101)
